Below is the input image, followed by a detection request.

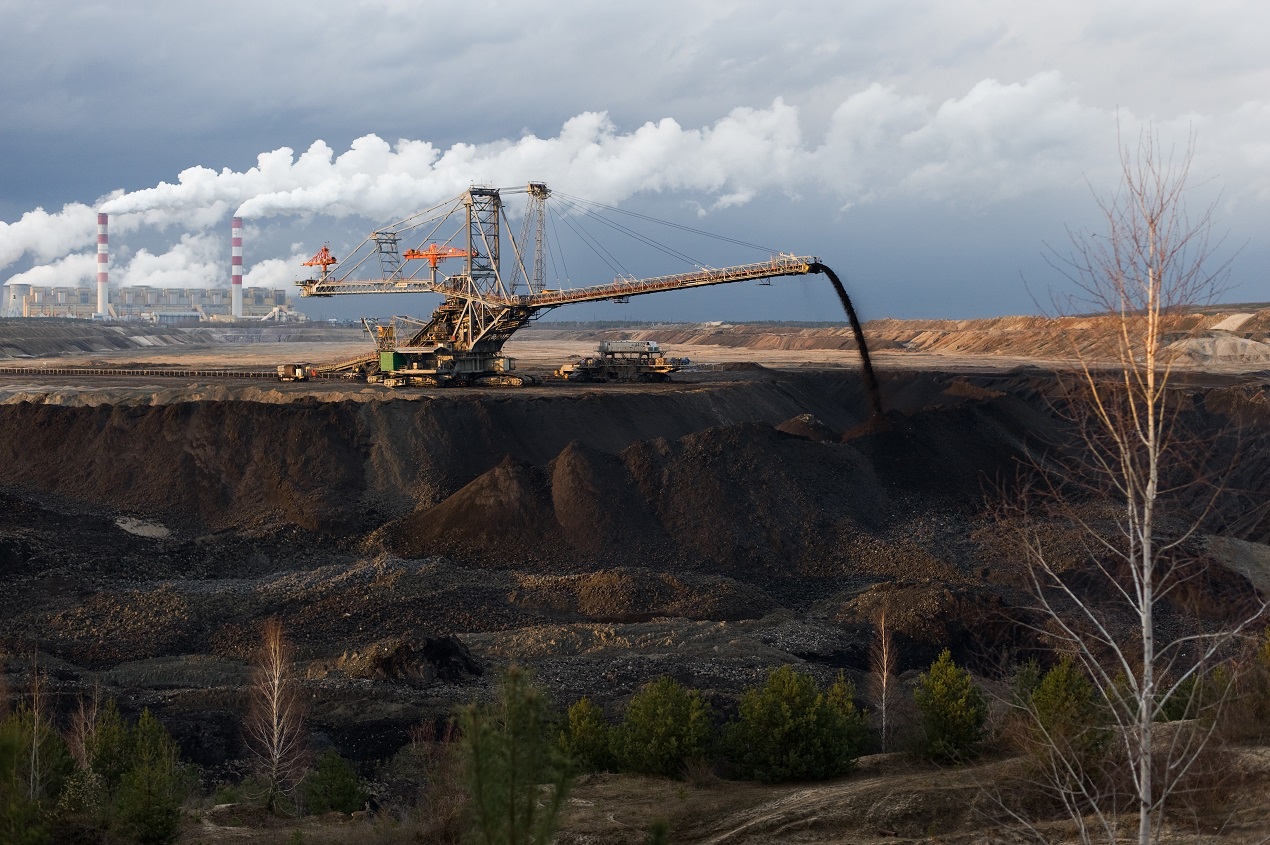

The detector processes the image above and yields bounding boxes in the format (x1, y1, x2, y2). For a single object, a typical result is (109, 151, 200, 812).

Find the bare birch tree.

(868, 608, 898, 752)
(65, 686, 101, 771)
(26, 653, 46, 803)
(1007, 128, 1263, 844)
(244, 618, 308, 813)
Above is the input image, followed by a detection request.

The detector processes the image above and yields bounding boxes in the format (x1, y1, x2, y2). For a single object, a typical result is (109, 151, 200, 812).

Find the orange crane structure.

(299, 182, 821, 386)
(301, 244, 338, 284)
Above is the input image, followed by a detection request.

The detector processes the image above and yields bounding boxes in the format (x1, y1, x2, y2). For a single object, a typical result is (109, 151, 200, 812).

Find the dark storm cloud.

(0, 0, 1267, 317)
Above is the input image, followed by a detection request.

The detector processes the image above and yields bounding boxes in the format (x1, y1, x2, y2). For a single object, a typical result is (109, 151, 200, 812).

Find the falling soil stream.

(810, 262, 884, 419)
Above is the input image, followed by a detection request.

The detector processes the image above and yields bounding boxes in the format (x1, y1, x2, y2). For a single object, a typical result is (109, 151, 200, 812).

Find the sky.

(0, 0, 1267, 322)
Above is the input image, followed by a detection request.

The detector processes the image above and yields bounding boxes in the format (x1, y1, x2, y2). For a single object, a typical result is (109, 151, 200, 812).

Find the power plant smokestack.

(231, 216, 243, 318)
(97, 212, 109, 317)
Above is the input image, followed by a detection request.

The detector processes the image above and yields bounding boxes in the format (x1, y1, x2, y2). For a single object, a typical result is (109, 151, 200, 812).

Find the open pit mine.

(3, 186, 1270, 842)
(0, 310, 1268, 839)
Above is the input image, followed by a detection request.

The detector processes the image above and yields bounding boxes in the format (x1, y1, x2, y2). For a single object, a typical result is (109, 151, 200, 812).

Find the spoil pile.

(1, 366, 1268, 770)
(380, 376, 1062, 579)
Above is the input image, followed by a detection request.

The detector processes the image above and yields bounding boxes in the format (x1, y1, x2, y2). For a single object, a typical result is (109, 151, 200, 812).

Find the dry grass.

(182, 812, 440, 845)
(177, 741, 1270, 845)
(680, 757, 722, 789)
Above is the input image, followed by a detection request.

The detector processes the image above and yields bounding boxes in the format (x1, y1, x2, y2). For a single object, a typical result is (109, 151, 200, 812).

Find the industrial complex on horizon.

(2, 213, 304, 323)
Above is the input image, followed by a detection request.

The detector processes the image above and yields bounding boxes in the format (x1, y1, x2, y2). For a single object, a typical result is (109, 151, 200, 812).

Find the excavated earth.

(1, 318, 1270, 840)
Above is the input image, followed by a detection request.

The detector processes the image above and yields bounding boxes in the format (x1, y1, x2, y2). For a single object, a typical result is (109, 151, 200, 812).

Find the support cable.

(545, 205, 568, 285)
(551, 196, 703, 268)
(553, 191, 779, 254)
(554, 207, 629, 278)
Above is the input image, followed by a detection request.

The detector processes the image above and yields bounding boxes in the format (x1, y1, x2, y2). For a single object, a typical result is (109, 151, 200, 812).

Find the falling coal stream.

(810, 263, 884, 420)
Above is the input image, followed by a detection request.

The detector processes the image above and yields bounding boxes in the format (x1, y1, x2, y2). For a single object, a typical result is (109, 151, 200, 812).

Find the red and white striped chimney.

(96, 212, 109, 317)
(231, 216, 243, 318)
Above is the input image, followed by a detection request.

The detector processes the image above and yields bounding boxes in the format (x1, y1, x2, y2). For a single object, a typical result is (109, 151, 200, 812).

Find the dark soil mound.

(825, 581, 1038, 672)
(844, 392, 1061, 502)
(0, 400, 367, 532)
(334, 633, 482, 686)
(508, 568, 776, 622)
(776, 413, 839, 441)
(389, 456, 562, 558)
(381, 385, 1060, 581)
(548, 441, 675, 561)
(713, 361, 769, 371)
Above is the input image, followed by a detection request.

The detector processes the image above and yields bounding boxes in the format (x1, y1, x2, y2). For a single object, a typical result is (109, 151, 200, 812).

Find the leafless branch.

(868, 607, 898, 752)
(1001, 127, 1265, 845)
(244, 618, 309, 813)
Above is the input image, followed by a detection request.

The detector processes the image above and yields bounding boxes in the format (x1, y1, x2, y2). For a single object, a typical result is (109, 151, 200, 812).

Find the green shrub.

(1010, 658, 1043, 707)
(0, 696, 187, 843)
(113, 709, 188, 845)
(1026, 658, 1108, 775)
(0, 720, 50, 845)
(558, 697, 613, 772)
(1160, 664, 1233, 724)
(88, 698, 135, 792)
(645, 817, 670, 845)
(1160, 673, 1201, 723)
(1226, 628, 1270, 739)
(302, 749, 365, 815)
(1031, 660, 1099, 732)
(213, 782, 244, 804)
(612, 677, 713, 778)
(0, 700, 72, 845)
(914, 649, 986, 762)
(0, 702, 73, 805)
(54, 702, 189, 845)
(459, 665, 571, 845)
(725, 665, 869, 782)
(58, 698, 134, 829)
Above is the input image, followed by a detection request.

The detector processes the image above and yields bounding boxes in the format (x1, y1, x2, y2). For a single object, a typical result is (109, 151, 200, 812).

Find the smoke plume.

(3, 71, 1255, 288)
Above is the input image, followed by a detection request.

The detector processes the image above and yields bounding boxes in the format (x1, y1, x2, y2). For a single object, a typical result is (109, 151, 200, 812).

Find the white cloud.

(115, 233, 223, 288)
(92, 76, 1110, 229)
(0, 204, 98, 268)
(896, 73, 1109, 201)
(2, 72, 1267, 297)
(4, 252, 97, 287)
(243, 244, 311, 291)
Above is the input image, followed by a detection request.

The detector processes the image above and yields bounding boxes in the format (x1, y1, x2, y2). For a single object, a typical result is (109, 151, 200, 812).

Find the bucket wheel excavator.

(297, 183, 821, 387)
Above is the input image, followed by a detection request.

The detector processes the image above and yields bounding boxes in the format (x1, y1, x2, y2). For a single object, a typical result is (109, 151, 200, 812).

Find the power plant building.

(3, 284, 301, 322)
